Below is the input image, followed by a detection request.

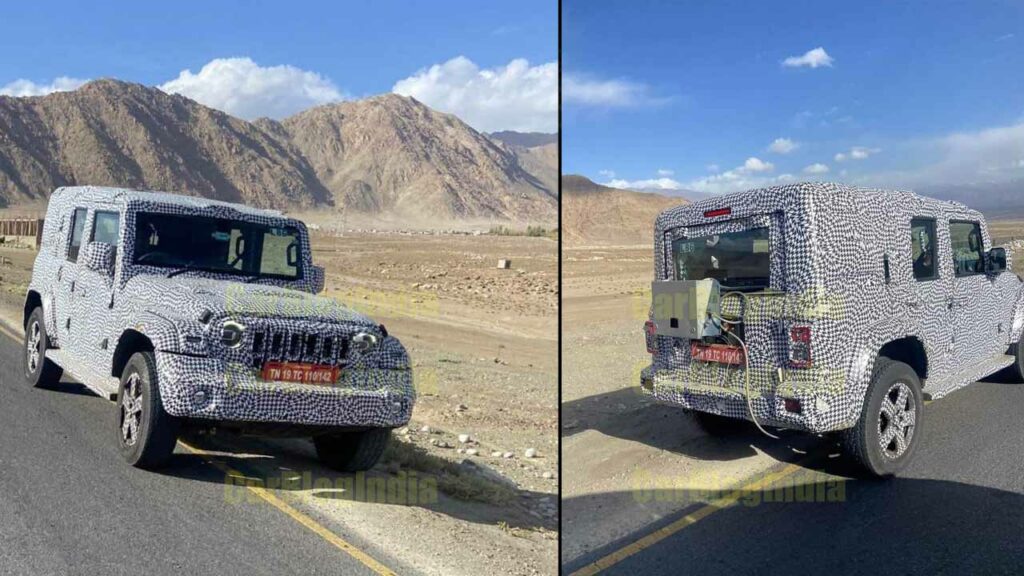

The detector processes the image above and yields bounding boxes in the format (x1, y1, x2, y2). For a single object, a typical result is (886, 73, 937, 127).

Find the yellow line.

(179, 442, 399, 576)
(569, 462, 805, 576)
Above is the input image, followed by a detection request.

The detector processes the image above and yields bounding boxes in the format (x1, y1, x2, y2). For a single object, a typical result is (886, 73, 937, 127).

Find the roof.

(656, 181, 971, 225)
(51, 186, 285, 219)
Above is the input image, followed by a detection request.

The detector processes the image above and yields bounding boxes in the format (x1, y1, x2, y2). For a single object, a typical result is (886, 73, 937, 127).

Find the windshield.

(132, 212, 303, 280)
(672, 227, 770, 290)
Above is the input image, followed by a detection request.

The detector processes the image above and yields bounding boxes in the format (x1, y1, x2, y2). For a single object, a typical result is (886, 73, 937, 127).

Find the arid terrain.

(0, 222, 558, 575)
(560, 209, 1024, 564)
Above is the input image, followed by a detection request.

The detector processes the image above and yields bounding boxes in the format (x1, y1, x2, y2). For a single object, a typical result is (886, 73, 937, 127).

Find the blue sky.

(0, 0, 557, 132)
(563, 0, 1024, 194)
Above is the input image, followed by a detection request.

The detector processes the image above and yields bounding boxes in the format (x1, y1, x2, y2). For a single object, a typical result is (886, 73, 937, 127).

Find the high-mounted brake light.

(644, 320, 657, 354)
(789, 325, 812, 368)
(704, 207, 732, 218)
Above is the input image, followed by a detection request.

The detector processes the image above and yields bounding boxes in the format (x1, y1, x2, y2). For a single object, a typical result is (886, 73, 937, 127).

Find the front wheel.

(1010, 338, 1024, 382)
(314, 428, 391, 472)
(117, 351, 179, 469)
(841, 357, 924, 477)
(24, 307, 62, 388)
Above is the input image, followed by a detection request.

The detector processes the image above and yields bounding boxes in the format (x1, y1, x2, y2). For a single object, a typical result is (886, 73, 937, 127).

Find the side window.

(911, 218, 938, 281)
(92, 211, 120, 260)
(950, 221, 984, 277)
(67, 208, 88, 263)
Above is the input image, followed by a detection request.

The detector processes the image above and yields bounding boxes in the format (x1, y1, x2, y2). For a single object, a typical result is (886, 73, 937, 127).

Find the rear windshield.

(672, 227, 770, 290)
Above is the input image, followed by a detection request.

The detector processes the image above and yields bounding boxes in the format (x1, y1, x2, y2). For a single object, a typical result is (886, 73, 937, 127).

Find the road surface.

(0, 325, 412, 576)
(564, 371, 1024, 575)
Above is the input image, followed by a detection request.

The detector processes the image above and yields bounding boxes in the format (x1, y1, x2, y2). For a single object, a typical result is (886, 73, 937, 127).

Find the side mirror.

(81, 241, 115, 276)
(307, 264, 325, 294)
(987, 247, 1007, 275)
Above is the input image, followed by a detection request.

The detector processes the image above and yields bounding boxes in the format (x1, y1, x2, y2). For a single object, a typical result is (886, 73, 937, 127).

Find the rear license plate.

(690, 342, 745, 365)
(261, 362, 340, 385)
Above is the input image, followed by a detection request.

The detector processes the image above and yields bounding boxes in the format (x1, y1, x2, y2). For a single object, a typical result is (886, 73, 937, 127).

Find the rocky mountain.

(0, 80, 557, 224)
(276, 95, 556, 221)
(0, 79, 329, 208)
(562, 174, 686, 246)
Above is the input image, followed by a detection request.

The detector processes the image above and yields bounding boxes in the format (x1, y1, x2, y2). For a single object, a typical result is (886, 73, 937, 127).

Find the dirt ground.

(0, 229, 558, 576)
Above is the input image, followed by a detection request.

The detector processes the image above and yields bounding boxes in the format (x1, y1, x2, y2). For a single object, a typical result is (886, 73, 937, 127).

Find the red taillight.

(789, 325, 812, 367)
(784, 398, 803, 414)
(703, 207, 732, 218)
(644, 320, 657, 354)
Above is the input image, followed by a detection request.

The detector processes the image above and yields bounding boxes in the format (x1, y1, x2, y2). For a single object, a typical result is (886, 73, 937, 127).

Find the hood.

(127, 274, 377, 327)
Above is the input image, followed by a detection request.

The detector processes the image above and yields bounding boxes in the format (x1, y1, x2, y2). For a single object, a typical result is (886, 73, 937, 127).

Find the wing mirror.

(81, 242, 116, 276)
(307, 264, 325, 294)
(986, 247, 1007, 275)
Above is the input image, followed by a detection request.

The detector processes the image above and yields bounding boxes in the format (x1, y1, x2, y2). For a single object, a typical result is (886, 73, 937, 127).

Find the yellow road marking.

(0, 321, 398, 575)
(178, 441, 399, 576)
(569, 462, 805, 576)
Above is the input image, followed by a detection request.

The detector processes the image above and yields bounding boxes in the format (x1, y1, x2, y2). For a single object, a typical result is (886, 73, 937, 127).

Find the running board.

(922, 354, 1015, 400)
(45, 349, 120, 401)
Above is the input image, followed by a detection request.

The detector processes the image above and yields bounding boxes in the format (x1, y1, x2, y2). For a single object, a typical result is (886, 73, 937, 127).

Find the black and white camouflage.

(26, 186, 414, 429)
(642, 181, 1024, 433)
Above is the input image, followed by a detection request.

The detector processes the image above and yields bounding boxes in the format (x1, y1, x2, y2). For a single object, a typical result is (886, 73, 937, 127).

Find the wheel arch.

(23, 290, 42, 329)
(111, 329, 154, 378)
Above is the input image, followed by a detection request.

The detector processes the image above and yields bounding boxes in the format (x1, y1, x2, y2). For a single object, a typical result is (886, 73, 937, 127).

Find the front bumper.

(155, 352, 414, 428)
(640, 365, 850, 433)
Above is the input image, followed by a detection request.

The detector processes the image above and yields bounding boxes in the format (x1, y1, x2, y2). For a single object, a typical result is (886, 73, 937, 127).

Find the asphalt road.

(564, 372, 1024, 575)
(0, 328, 410, 576)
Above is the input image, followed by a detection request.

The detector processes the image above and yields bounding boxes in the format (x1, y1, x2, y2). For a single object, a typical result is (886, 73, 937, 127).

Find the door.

(71, 209, 121, 377)
(906, 217, 956, 380)
(54, 207, 88, 347)
(947, 219, 1004, 364)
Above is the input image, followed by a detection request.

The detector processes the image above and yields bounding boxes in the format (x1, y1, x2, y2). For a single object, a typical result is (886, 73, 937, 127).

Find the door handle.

(905, 300, 921, 308)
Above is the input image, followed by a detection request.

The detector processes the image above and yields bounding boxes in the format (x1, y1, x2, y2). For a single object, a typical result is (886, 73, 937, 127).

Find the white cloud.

(835, 146, 881, 162)
(393, 56, 556, 133)
(160, 57, 345, 120)
(803, 163, 830, 174)
(706, 164, 720, 173)
(0, 76, 88, 97)
(563, 74, 655, 107)
(782, 47, 834, 69)
(598, 169, 616, 179)
(682, 170, 796, 195)
(605, 177, 684, 190)
(739, 157, 774, 173)
(768, 137, 798, 154)
(657, 168, 674, 176)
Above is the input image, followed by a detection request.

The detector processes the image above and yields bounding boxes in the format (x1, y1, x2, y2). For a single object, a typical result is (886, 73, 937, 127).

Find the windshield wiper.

(166, 260, 200, 278)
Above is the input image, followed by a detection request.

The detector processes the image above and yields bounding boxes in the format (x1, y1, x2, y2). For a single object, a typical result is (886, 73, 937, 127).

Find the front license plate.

(261, 362, 340, 385)
(690, 342, 745, 365)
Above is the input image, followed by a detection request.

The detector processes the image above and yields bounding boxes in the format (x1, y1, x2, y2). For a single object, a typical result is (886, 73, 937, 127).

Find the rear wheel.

(691, 410, 749, 436)
(23, 307, 62, 388)
(117, 351, 179, 469)
(1010, 339, 1024, 381)
(841, 357, 923, 477)
(314, 428, 391, 472)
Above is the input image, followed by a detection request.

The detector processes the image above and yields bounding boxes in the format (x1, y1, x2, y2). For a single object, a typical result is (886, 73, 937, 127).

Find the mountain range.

(0, 79, 558, 224)
(562, 174, 686, 246)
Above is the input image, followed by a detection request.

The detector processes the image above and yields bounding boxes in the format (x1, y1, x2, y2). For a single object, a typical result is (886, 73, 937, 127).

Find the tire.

(1010, 338, 1024, 382)
(116, 351, 179, 469)
(691, 410, 749, 436)
(314, 428, 391, 472)
(23, 307, 63, 388)
(841, 357, 924, 477)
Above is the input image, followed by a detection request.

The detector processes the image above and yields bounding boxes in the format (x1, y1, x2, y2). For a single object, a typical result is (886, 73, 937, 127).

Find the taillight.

(644, 320, 657, 354)
(789, 325, 812, 367)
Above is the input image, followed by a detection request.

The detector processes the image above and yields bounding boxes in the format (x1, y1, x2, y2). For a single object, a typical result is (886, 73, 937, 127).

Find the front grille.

(249, 328, 349, 368)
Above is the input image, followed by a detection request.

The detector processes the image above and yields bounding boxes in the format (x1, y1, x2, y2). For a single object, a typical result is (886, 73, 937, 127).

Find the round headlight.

(221, 320, 246, 348)
(352, 332, 378, 353)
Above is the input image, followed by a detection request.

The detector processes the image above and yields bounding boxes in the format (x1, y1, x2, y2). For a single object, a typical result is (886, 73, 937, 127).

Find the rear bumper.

(640, 365, 850, 433)
(155, 352, 414, 428)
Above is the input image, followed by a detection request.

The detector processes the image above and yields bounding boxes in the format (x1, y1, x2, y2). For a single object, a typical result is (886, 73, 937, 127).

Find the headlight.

(352, 332, 378, 353)
(221, 320, 246, 348)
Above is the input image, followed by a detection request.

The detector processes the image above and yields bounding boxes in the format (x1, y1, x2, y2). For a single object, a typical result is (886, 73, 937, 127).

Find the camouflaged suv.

(24, 186, 413, 470)
(643, 182, 1024, 476)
